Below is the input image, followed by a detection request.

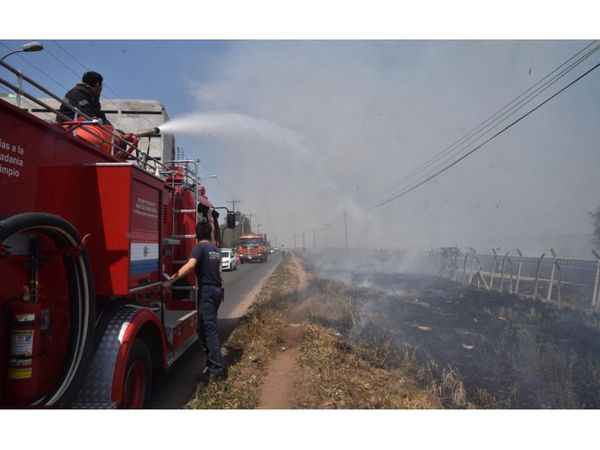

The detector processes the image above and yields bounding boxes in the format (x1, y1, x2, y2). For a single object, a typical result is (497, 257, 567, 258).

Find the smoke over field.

(177, 40, 600, 254)
(301, 249, 600, 408)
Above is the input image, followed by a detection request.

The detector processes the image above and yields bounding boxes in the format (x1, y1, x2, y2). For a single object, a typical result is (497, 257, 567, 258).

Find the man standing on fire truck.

(162, 222, 228, 384)
(57, 71, 111, 125)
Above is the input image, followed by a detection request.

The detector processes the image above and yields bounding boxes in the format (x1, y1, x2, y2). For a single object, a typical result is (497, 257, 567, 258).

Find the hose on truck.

(0, 212, 95, 407)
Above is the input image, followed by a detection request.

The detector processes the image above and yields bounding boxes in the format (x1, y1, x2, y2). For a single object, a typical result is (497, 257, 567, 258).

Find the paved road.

(147, 252, 283, 408)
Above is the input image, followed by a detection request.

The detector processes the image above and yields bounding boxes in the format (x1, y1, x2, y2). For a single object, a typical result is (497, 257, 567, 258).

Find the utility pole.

(227, 199, 241, 212)
(302, 232, 305, 250)
(228, 199, 241, 244)
(344, 210, 348, 249)
(294, 233, 297, 249)
(241, 213, 253, 235)
(257, 224, 262, 234)
(313, 228, 316, 250)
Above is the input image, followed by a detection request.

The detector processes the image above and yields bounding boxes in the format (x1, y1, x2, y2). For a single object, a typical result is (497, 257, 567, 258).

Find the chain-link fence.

(429, 246, 600, 310)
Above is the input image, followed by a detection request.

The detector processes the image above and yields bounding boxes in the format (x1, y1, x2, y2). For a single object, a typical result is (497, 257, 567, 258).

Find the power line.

(252, 212, 325, 219)
(372, 60, 600, 209)
(375, 45, 600, 206)
(52, 40, 88, 72)
(193, 156, 237, 200)
(44, 46, 82, 79)
(227, 199, 241, 212)
(317, 213, 343, 232)
(374, 40, 599, 201)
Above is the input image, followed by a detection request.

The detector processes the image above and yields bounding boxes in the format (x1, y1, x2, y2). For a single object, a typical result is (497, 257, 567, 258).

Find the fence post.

(450, 247, 459, 282)
(499, 252, 509, 293)
(506, 256, 514, 294)
(440, 248, 447, 278)
(515, 249, 523, 295)
(592, 250, 600, 310)
(468, 248, 477, 285)
(472, 253, 490, 290)
(490, 248, 499, 290)
(462, 250, 470, 284)
(556, 258, 561, 305)
(533, 252, 545, 300)
(547, 249, 557, 303)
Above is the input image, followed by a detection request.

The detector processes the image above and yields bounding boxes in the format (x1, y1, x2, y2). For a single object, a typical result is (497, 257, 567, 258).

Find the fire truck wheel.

(122, 339, 152, 409)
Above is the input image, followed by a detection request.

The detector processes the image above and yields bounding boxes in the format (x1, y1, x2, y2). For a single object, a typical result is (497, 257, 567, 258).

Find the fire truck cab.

(0, 59, 232, 408)
(238, 234, 269, 263)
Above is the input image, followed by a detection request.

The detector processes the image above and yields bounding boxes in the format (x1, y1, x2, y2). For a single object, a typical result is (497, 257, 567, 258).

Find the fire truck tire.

(0, 212, 95, 407)
(121, 339, 152, 409)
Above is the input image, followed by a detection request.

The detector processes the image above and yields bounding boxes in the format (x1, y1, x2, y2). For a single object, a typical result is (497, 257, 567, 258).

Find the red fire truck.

(238, 234, 269, 263)
(0, 60, 235, 408)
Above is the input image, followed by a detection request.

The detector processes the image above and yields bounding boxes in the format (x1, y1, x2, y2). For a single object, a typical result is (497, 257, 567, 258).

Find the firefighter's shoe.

(195, 369, 227, 385)
(212, 369, 228, 382)
(195, 370, 210, 384)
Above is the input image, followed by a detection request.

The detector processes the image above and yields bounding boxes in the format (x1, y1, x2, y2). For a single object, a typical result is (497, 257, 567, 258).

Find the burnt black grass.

(305, 267, 600, 408)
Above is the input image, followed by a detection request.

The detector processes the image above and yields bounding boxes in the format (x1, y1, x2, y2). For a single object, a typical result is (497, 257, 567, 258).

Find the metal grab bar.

(0, 59, 171, 177)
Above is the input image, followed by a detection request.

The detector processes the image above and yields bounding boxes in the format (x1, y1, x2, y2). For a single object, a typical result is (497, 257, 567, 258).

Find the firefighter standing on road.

(162, 222, 228, 384)
(57, 71, 110, 124)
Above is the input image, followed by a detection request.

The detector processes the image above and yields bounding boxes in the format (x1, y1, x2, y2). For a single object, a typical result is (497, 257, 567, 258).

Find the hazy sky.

(183, 40, 600, 254)
(2, 39, 599, 253)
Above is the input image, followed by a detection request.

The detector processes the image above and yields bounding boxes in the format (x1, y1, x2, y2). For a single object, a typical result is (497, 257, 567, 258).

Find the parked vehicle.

(220, 248, 238, 271)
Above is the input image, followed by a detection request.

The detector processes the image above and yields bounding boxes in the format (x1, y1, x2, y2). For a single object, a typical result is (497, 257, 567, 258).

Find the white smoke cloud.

(180, 41, 600, 256)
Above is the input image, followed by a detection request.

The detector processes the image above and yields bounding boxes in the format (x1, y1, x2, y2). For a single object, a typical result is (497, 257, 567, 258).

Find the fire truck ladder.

(166, 160, 200, 303)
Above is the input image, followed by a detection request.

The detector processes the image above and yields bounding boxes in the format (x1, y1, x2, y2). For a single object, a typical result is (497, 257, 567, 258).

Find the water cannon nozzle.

(136, 127, 161, 138)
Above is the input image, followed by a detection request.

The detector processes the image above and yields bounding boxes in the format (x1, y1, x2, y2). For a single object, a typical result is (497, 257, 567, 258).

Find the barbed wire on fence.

(429, 246, 600, 311)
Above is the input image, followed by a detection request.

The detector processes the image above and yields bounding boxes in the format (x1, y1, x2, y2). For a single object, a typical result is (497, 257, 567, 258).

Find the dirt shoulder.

(186, 252, 441, 409)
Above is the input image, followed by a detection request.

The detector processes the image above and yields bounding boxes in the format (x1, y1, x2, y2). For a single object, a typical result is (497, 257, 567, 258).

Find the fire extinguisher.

(5, 295, 43, 405)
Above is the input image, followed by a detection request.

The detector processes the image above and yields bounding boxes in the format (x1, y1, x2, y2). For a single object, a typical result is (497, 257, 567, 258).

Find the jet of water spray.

(159, 111, 313, 157)
(159, 111, 365, 225)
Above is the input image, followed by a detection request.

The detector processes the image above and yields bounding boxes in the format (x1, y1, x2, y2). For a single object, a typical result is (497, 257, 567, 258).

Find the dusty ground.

(257, 255, 310, 408)
(187, 253, 440, 409)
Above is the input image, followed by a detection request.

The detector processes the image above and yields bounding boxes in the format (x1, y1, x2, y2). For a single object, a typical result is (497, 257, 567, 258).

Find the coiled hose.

(0, 212, 95, 407)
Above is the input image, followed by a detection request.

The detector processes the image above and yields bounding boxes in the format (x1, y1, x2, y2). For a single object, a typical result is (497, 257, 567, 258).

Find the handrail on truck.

(0, 59, 189, 182)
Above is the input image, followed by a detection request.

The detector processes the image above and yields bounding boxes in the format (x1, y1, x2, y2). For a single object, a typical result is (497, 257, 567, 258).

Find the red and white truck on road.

(238, 234, 270, 263)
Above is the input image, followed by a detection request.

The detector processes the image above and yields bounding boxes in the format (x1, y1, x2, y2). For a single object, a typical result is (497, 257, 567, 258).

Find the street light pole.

(0, 41, 44, 62)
